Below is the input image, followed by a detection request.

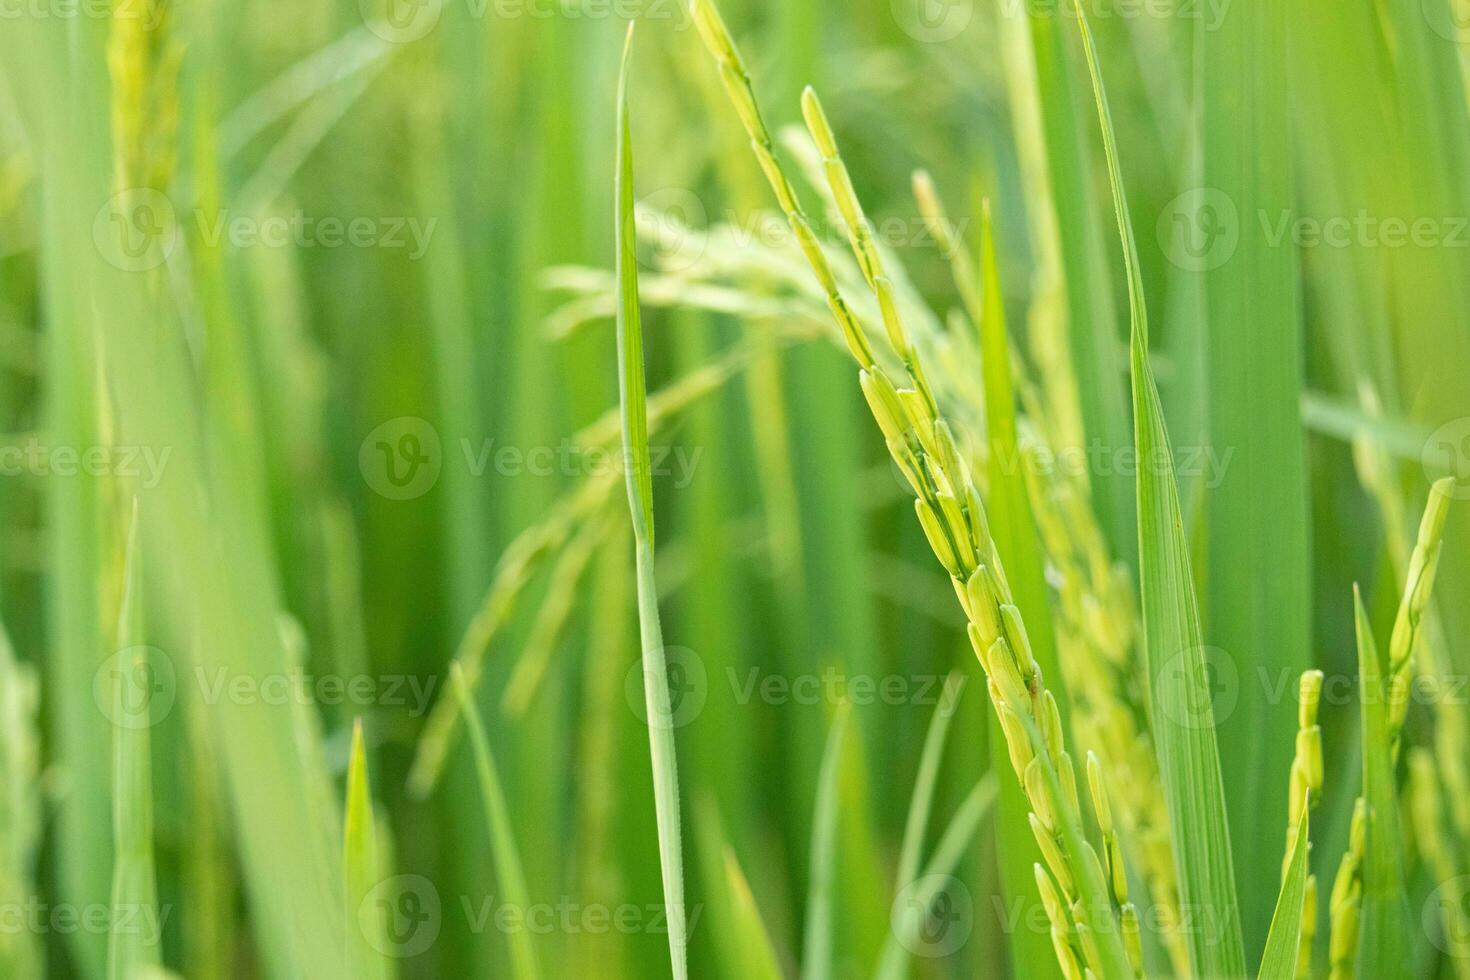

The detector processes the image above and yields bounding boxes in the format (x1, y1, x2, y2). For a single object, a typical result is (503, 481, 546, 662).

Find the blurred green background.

(1, 0, 1469, 976)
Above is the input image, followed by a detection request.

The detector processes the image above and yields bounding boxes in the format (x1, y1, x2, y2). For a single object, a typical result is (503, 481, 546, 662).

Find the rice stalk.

(1278, 671, 1323, 979)
(688, 3, 1134, 974)
(615, 26, 687, 980)
(410, 342, 752, 796)
(1326, 482, 1454, 977)
(453, 666, 541, 980)
(977, 200, 1081, 979)
(501, 513, 611, 717)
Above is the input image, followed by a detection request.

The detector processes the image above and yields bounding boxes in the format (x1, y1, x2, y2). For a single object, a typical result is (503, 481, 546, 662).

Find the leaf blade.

(1352, 591, 1413, 973)
(615, 26, 688, 980)
(1072, 7, 1247, 975)
(453, 667, 541, 980)
(1257, 805, 1311, 980)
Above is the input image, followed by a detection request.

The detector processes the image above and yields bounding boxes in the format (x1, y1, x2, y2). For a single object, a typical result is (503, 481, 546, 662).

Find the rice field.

(1, 0, 1469, 977)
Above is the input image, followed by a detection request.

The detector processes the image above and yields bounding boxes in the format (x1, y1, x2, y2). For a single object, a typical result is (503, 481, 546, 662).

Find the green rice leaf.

(343, 720, 390, 980)
(108, 510, 161, 980)
(801, 703, 849, 980)
(1257, 805, 1310, 980)
(1073, 7, 1246, 976)
(720, 847, 785, 980)
(615, 25, 688, 980)
(874, 775, 997, 980)
(1352, 590, 1412, 973)
(693, 799, 785, 980)
(894, 673, 961, 893)
(453, 666, 540, 980)
(616, 23, 654, 552)
(979, 203, 1068, 980)
(1201, 0, 1310, 941)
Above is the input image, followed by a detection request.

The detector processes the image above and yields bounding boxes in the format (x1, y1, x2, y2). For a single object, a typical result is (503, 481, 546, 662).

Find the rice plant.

(1, 0, 1467, 978)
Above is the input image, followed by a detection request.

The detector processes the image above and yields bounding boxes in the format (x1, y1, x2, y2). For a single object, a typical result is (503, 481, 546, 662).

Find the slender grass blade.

(1073, 7, 1246, 974)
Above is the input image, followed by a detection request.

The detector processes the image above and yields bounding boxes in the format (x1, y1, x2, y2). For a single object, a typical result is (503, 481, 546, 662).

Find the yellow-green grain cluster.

(106, 0, 183, 193)
(689, 2, 1133, 975)
(1327, 479, 1454, 979)
(1282, 670, 1323, 979)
